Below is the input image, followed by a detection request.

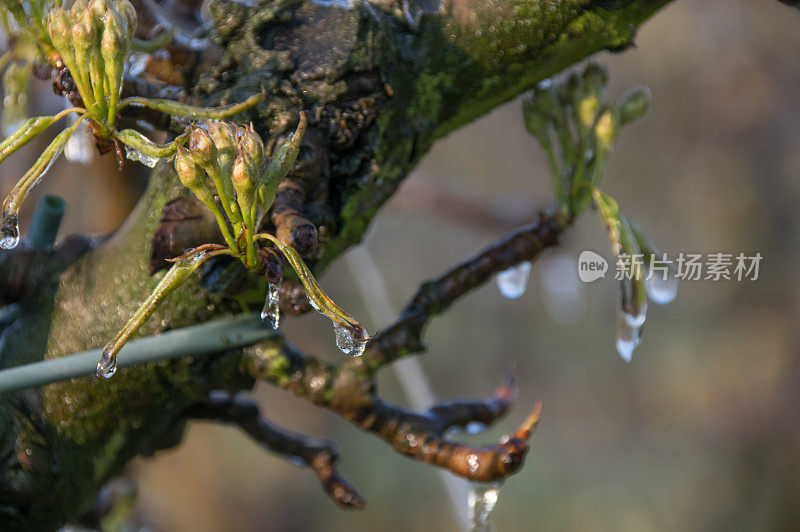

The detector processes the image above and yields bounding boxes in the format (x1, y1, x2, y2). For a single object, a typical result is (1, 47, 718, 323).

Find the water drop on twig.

(495, 261, 532, 300)
(96, 348, 118, 379)
(467, 482, 502, 531)
(615, 310, 642, 362)
(645, 270, 678, 304)
(125, 146, 160, 168)
(0, 213, 20, 250)
(332, 323, 367, 357)
(260, 281, 281, 328)
(64, 119, 95, 165)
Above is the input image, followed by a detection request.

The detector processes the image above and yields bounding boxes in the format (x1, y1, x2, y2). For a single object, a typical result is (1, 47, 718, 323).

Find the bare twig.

(364, 211, 566, 369)
(243, 339, 538, 484)
(186, 391, 364, 509)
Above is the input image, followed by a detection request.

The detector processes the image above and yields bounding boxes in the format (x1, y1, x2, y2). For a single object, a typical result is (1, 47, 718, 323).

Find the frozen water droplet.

(464, 422, 488, 435)
(622, 300, 647, 328)
(332, 323, 367, 357)
(125, 146, 160, 168)
(125, 51, 149, 77)
(615, 311, 642, 362)
(495, 261, 532, 300)
(351, 337, 367, 357)
(286, 455, 305, 468)
(64, 120, 95, 165)
(468, 482, 501, 531)
(0, 213, 20, 249)
(646, 271, 678, 305)
(260, 281, 281, 328)
(309, 299, 321, 312)
(622, 301, 647, 329)
(96, 350, 117, 378)
(333, 322, 354, 354)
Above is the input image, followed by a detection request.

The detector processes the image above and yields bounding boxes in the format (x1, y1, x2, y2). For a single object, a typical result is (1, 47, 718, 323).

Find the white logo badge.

(577, 250, 608, 283)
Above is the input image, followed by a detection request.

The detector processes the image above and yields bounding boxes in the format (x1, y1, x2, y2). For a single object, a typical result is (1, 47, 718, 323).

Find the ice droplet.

(125, 146, 160, 168)
(332, 323, 367, 357)
(495, 261, 532, 300)
(623, 301, 647, 328)
(645, 271, 678, 305)
(615, 310, 642, 362)
(0, 213, 20, 249)
(260, 281, 281, 328)
(64, 119, 95, 165)
(467, 482, 501, 531)
(464, 422, 488, 435)
(96, 349, 117, 378)
(125, 51, 149, 77)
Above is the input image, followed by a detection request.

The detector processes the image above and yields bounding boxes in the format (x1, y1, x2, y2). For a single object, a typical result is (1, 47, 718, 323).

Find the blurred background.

(4, 0, 800, 530)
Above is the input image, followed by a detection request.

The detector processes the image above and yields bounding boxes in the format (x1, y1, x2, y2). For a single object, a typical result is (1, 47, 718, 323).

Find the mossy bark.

(0, 0, 669, 528)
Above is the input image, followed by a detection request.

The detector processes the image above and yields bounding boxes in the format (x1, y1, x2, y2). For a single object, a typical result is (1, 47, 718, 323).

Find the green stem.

(0, 313, 276, 393)
(117, 92, 265, 119)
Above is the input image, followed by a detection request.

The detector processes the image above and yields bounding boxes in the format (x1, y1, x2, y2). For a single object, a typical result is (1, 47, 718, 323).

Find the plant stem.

(0, 313, 276, 394)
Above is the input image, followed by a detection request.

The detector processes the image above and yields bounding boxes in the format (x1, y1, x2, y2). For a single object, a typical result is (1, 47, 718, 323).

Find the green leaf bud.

(618, 86, 651, 125)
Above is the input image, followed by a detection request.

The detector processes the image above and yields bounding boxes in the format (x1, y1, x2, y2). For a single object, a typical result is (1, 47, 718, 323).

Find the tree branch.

(364, 211, 566, 369)
(185, 390, 364, 509)
(242, 338, 538, 484)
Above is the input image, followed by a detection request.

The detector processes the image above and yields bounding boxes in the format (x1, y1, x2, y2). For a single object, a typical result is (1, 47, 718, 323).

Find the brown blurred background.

(4, 0, 800, 530)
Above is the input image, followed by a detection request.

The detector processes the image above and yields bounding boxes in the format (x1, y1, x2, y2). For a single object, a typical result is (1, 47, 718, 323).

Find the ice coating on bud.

(618, 86, 651, 125)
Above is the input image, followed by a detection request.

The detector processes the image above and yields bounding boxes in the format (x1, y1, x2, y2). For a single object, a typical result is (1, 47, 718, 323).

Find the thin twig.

(364, 211, 566, 370)
(186, 391, 364, 509)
